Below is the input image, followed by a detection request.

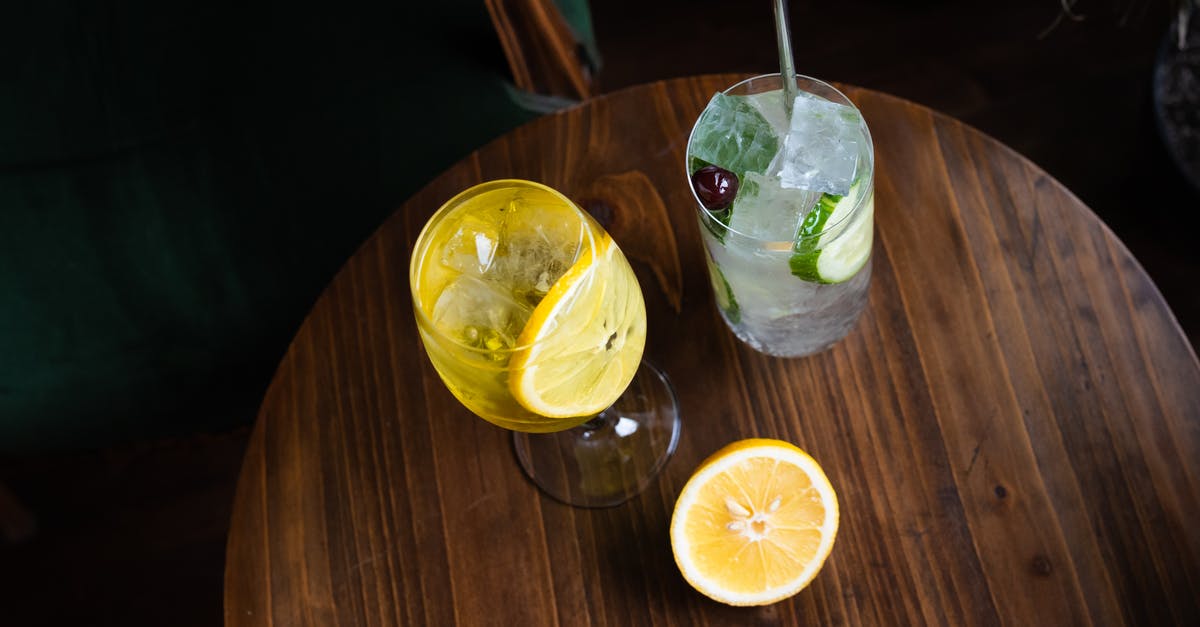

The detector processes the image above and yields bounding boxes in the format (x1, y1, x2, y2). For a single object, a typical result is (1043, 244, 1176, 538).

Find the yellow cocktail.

(410, 180, 678, 507)
(411, 180, 646, 430)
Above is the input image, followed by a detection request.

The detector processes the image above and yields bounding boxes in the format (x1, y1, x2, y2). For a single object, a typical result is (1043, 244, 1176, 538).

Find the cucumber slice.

(789, 181, 873, 284)
(704, 256, 741, 323)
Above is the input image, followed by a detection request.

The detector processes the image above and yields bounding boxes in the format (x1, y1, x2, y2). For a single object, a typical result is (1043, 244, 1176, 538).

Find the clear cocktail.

(687, 74, 875, 357)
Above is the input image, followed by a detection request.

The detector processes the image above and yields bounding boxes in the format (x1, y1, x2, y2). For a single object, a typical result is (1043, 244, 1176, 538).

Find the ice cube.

(728, 172, 820, 241)
(439, 196, 579, 308)
(778, 94, 863, 196)
(431, 274, 532, 350)
(744, 90, 792, 139)
(441, 212, 504, 277)
(690, 93, 780, 177)
(491, 222, 578, 306)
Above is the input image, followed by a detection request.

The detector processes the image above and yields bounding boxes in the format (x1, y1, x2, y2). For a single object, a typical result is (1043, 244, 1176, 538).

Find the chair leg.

(485, 0, 594, 100)
(0, 479, 36, 543)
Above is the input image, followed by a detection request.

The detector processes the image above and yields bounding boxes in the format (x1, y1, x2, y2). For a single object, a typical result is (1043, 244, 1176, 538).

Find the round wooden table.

(224, 75, 1200, 626)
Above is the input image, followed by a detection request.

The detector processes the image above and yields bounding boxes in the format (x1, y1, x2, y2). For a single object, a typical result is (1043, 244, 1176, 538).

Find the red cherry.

(691, 165, 739, 211)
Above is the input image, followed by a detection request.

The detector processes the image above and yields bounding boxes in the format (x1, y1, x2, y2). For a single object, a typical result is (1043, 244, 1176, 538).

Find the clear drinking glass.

(410, 180, 680, 507)
(687, 74, 875, 358)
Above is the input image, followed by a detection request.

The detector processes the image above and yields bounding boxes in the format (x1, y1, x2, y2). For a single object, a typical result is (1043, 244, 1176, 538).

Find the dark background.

(2, 1, 1195, 625)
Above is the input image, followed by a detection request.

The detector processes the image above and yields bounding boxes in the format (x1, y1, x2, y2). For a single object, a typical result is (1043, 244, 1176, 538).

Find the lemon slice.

(508, 234, 646, 418)
(670, 439, 839, 606)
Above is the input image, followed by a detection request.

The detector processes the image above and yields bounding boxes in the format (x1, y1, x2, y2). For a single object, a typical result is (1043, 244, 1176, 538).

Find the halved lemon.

(670, 439, 839, 606)
(508, 233, 646, 418)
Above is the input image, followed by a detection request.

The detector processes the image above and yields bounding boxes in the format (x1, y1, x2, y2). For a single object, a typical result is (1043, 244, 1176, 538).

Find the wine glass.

(409, 179, 680, 507)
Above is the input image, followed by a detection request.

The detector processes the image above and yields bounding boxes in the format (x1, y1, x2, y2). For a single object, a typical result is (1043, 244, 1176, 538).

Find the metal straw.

(774, 0, 798, 114)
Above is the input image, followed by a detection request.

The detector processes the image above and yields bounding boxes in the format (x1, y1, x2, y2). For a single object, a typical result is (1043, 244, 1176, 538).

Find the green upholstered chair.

(0, 0, 598, 452)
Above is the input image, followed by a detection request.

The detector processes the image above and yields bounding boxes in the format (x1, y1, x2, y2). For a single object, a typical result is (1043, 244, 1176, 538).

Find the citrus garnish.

(670, 439, 839, 606)
(789, 181, 874, 284)
(508, 233, 646, 418)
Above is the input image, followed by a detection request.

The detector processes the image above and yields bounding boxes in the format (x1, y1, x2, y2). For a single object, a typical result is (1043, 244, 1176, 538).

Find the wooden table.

(224, 75, 1200, 626)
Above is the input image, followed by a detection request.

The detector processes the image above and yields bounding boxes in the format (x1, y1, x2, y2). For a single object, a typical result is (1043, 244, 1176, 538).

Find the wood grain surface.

(223, 75, 1200, 626)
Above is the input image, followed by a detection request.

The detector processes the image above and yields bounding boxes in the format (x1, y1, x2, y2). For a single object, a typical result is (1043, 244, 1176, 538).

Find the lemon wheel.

(508, 234, 646, 419)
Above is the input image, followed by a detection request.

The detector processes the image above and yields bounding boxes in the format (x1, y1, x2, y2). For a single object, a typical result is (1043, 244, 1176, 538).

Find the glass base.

(513, 361, 681, 508)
